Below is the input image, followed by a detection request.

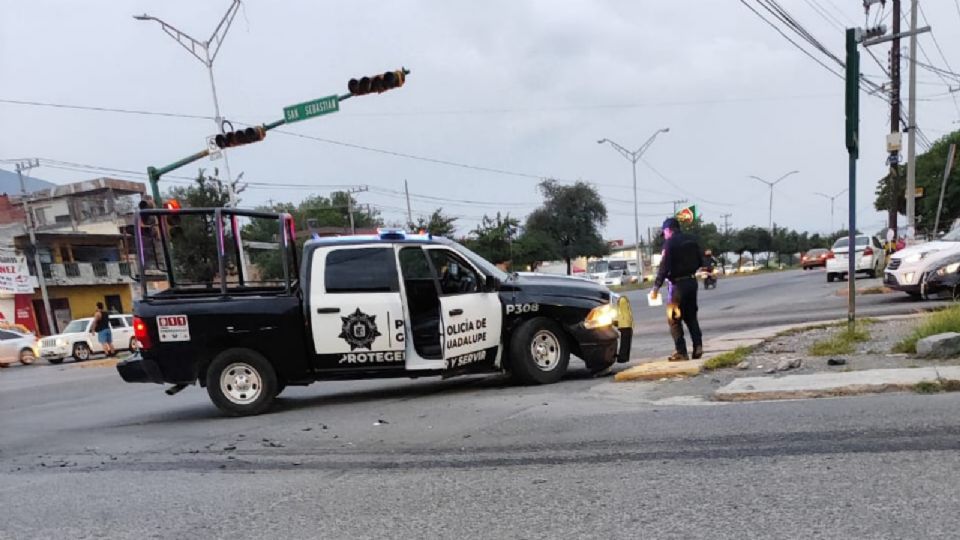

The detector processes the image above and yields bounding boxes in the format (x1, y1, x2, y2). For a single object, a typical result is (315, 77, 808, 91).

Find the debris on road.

(828, 358, 847, 366)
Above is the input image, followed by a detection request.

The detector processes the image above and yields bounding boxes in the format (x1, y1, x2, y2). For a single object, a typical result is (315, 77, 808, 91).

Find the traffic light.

(138, 196, 156, 225)
(348, 68, 408, 96)
(214, 126, 266, 149)
(163, 199, 183, 240)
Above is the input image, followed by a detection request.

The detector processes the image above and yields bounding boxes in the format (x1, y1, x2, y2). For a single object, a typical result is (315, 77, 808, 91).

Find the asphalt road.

(2, 270, 958, 539)
(4, 361, 960, 536)
(624, 268, 948, 360)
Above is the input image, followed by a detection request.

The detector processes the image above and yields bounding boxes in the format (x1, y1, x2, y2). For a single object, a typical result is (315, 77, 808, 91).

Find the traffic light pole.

(145, 93, 356, 201)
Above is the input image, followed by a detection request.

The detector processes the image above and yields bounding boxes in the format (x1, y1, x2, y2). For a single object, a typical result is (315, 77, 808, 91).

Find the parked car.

(801, 248, 830, 270)
(826, 235, 884, 282)
(738, 262, 760, 273)
(0, 329, 38, 368)
(39, 314, 137, 364)
(885, 227, 960, 297)
(600, 270, 625, 287)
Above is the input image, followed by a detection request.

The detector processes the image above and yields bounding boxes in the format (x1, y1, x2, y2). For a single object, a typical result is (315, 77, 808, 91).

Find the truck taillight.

(133, 316, 152, 350)
(863, 247, 874, 257)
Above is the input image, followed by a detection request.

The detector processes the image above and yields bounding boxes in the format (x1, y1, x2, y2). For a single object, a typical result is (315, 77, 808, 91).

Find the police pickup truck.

(118, 208, 632, 416)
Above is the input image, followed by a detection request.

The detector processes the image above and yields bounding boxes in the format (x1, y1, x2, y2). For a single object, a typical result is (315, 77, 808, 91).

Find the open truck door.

(422, 246, 502, 378)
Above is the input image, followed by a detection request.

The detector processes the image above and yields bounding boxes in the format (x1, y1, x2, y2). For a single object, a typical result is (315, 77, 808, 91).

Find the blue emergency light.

(377, 228, 407, 240)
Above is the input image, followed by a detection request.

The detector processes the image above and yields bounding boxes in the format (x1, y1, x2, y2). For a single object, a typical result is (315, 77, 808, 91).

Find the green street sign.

(283, 95, 339, 124)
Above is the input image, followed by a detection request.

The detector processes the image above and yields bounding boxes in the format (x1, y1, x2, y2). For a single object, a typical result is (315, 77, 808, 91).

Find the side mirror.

(484, 275, 500, 292)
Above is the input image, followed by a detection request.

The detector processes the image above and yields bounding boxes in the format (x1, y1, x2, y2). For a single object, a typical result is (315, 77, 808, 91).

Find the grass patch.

(774, 318, 877, 339)
(912, 379, 960, 394)
(703, 346, 752, 370)
(808, 325, 871, 356)
(893, 305, 960, 354)
(913, 381, 942, 394)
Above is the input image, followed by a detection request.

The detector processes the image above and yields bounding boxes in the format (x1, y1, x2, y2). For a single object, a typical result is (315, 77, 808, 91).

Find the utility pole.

(933, 144, 957, 236)
(905, 0, 919, 239)
(887, 0, 902, 237)
(404, 179, 413, 227)
(345, 186, 369, 234)
(134, 0, 242, 206)
(14, 160, 56, 335)
(720, 213, 732, 235)
(671, 199, 689, 215)
(598, 128, 670, 283)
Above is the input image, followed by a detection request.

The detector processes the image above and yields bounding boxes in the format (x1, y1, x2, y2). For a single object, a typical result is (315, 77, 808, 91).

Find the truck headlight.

(935, 262, 960, 276)
(55, 338, 67, 347)
(585, 304, 618, 329)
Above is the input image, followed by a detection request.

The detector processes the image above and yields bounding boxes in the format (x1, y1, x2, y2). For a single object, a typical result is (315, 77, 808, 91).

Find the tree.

(244, 191, 384, 279)
(875, 129, 960, 233)
(163, 169, 235, 285)
(524, 180, 608, 275)
(462, 212, 519, 265)
(410, 208, 457, 237)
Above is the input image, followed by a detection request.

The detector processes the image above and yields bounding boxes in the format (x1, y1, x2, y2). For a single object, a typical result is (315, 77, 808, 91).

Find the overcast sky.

(3, 0, 959, 241)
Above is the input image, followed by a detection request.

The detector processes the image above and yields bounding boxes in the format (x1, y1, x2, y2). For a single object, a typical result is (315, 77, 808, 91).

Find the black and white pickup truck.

(118, 208, 633, 416)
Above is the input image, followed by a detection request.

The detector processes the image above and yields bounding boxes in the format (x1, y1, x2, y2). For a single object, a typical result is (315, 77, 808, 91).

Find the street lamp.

(748, 170, 799, 235)
(134, 0, 241, 207)
(814, 188, 849, 233)
(598, 127, 670, 282)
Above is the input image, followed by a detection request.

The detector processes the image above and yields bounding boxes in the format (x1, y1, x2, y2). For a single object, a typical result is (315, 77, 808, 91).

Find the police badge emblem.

(339, 308, 381, 350)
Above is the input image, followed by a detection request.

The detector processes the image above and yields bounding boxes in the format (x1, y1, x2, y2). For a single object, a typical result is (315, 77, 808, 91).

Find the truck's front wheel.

(508, 318, 570, 385)
(205, 349, 278, 417)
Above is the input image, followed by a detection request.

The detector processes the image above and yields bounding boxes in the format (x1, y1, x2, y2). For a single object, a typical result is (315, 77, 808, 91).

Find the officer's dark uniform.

(654, 218, 705, 359)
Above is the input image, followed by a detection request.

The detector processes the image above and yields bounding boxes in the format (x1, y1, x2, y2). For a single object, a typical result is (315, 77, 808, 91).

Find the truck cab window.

(325, 248, 398, 293)
(428, 249, 481, 295)
(399, 247, 442, 359)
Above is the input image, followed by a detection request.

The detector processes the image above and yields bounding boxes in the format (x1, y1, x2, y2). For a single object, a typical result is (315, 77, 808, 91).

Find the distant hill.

(0, 168, 56, 196)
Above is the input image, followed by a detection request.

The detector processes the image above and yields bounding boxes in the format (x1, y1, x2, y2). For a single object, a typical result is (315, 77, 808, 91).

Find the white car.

(600, 270, 625, 287)
(885, 228, 960, 297)
(738, 262, 760, 273)
(0, 329, 39, 367)
(38, 314, 137, 364)
(826, 235, 884, 282)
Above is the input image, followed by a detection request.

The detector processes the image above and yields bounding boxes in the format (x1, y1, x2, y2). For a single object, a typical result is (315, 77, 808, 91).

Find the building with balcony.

(0, 178, 145, 334)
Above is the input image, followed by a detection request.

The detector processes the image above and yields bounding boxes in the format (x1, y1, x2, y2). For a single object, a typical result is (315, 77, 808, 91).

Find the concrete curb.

(615, 312, 931, 384)
(714, 366, 960, 402)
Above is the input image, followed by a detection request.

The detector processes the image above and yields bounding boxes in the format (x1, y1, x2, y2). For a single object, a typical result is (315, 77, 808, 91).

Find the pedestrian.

(91, 302, 116, 357)
(650, 217, 705, 361)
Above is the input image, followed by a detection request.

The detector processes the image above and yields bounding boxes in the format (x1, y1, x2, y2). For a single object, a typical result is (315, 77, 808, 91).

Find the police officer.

(650, 217, 705, 361)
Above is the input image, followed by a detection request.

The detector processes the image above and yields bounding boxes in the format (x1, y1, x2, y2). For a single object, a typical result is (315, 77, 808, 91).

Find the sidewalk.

(714, 366, 960, 401)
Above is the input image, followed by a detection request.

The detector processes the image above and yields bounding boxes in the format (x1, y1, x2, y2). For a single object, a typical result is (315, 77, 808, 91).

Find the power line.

(0, 98, 213, 120)
(917, 4, 960, 118)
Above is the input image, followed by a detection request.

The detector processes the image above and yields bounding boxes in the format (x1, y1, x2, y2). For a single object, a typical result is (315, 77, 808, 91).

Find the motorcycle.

(697, 267, 719, 290)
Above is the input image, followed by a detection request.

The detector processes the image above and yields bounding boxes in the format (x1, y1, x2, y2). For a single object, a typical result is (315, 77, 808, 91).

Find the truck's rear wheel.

(205, 349, 277, 417)
(508, 318, 570, 385)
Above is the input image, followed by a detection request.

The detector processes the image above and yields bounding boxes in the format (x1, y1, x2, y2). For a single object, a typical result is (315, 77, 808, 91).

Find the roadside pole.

(905, 0, 919, 240)
(933, 144, 957, 236)
(845, 28, 860, 330)
(15, 160, 57, 334)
